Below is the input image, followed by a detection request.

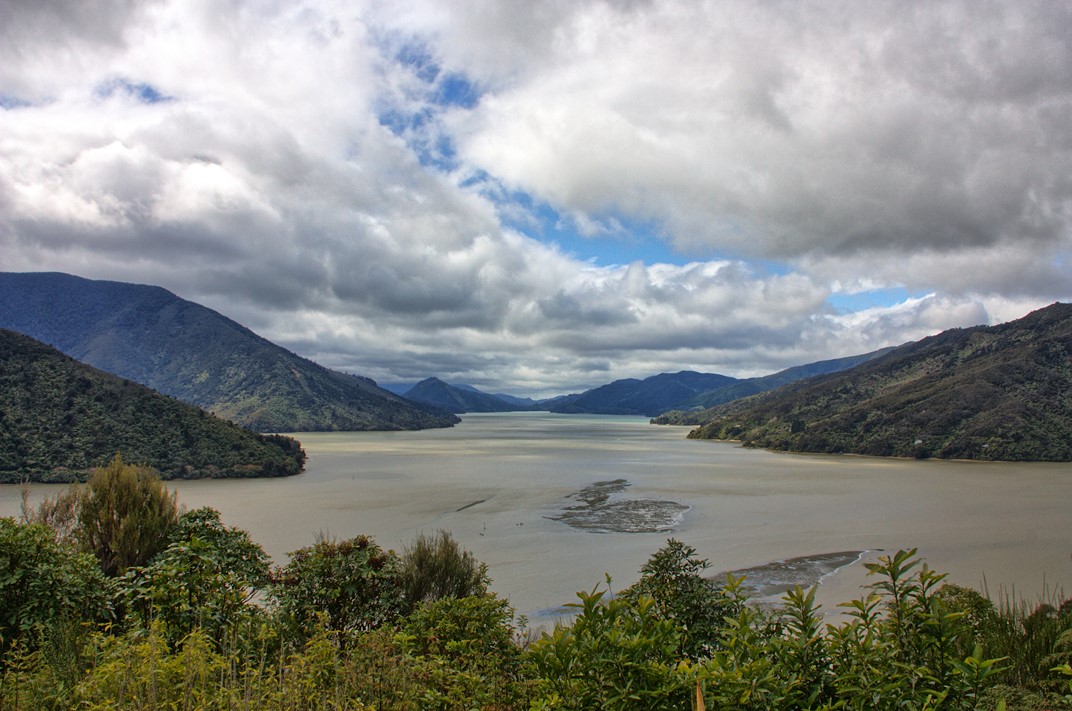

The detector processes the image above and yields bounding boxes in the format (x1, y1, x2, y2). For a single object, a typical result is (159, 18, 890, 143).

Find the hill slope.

(549, 371, 739, 417)
(654, 350, 894, 424)
(403, 378, 521, 413)
(688, 303, 1072, 461)
(0, 272, 459, 432)
(0, 330, 306, 482)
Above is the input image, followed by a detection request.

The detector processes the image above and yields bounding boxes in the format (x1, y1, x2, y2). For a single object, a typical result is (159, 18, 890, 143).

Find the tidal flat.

(3, 412, 1070, 626)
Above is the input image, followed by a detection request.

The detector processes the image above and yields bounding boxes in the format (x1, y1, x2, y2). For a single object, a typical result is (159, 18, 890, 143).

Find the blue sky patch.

(826, 287, 927, 313)
(377, 41, 482, 171)
(435, 73, 479, 109)
(486, 186, 689, 266)
(95, 78, 173, 104)
(0, 95, 31, 110)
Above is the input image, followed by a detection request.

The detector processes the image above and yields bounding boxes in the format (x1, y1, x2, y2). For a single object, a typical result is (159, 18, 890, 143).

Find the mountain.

(0, 272, 459, 432)
(403, 378, 522, 413)
(549, 371, 739, 417)
(0, 329, 306, 483)
(653, 350, 894, 424)
(687, 303, 1072, 461)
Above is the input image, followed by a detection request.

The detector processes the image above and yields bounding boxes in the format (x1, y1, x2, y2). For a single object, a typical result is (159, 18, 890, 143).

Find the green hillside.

(653, 350, 894, 425)
(549, 371, 738, 416)
(688, 303, 1072, 461)
(403, 377, 522, 413)
(0, 329, 306, 482)
(0, 272, 458, 432)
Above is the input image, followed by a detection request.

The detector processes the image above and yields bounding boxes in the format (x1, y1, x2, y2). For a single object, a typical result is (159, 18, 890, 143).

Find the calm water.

(4, 413, 1070, 623)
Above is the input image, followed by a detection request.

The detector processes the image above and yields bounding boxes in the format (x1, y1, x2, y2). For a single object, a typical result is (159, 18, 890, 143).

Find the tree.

(117, 507, 271, 643)
(400, 529, 489, 609)
(525, 586, 689, 709)
(620, 538, 734, 660)
(268, 534, 405, 640)
(0, 517, 109, 656)
(74, 453, 179, 576)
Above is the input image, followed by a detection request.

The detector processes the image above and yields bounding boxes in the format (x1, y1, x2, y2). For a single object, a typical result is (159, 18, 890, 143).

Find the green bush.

(619, 538, 735, 660)
(74, 454, 179, 577)
(116, 508, 271, 645)
(399, 529, 489, 610)
(269, 535, 405, 642)
(0, 517, 109, 658)
(525, 586, 689, 709)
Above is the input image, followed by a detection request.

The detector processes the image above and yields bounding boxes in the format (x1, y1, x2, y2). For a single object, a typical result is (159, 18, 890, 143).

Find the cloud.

(435, 1, 1072, 269)
(1, 0, 1070, 396)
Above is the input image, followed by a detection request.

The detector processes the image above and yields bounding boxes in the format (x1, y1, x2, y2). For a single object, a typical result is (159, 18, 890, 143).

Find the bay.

(3, 412, 1070, 624)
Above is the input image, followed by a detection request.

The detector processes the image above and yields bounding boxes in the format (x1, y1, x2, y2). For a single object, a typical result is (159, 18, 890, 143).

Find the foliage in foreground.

(3, 483, 1072, 711)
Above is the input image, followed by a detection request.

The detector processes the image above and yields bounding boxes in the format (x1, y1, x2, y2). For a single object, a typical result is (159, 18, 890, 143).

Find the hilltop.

(653, 350, 893, 424)
(552, 352, 889, 418)
(550, 371, 736, 416)
(687, 303, 1072, 461)
(0, 272, 459, 432)
(0, 329, 306, 482)
(403, 378, 524, 413)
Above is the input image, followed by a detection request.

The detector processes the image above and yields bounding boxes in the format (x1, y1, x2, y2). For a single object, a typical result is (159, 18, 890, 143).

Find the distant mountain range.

(0, 272, 459, 432)
(549, 371, 737, 416)
(0, 329, 306, 482)
(547, 352, 890, 418)
(396, 355, 894, 417)
(680, 303, 1072, 461)
(403, 378, 527, 413)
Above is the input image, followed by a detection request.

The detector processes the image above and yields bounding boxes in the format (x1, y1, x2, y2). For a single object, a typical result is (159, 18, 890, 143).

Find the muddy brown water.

(4, 412, 1070, 626)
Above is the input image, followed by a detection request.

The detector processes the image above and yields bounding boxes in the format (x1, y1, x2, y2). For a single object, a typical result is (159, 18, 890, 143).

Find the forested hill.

(653, 350, 894, 424)
(688, 303, 1072, 461)
(550, 371, 738, 416)
(403, 378, 522, 413)
(0, 272, 458, 432)
(0, 329, 306, 482)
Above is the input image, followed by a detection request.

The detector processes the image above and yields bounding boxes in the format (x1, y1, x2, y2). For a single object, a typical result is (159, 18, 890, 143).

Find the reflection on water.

(3, 412, 1070, 625)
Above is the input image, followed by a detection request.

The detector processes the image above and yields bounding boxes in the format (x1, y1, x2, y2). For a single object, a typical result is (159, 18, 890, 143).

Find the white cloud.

(1, 0, 1069, 396)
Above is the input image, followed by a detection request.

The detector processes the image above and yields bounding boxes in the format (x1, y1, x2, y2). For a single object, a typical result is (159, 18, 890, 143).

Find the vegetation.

(4, 484, 1072, 711)
(687, 303, 1072, 461)
(268, 534, 407, 640)
(400, 529, 490, 607)
(0, 329, 306, 482)
(403, 377, 524, 413)
(0, 271, 460, 432)
(73, 454, 180, 576)
(551, 353, 891, 418)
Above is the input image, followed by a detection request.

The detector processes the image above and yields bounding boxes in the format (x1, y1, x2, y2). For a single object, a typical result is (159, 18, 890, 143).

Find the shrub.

(619, 538, 734, 660)
(74, 454, 179, 577)
(399, 529, 489, 610)
(525, 586, 689, 709)
(0, 517, 110, 658)
(117, 508, 271, 644)
(269, 534, 405, 641)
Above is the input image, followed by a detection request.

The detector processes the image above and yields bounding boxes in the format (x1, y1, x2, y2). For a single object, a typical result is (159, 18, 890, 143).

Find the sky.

(2, 0, 1071, 397)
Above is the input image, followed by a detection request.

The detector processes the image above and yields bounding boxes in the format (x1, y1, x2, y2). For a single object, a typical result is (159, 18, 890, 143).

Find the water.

(4, 412, 1070, 625)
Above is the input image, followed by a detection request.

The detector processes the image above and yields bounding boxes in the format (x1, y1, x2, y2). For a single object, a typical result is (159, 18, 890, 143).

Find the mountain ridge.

(0, 329, 306, 482)
(686, 303, 1072, 461)
(0, 272, 459, 432)
(403, 377, 524, 413)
